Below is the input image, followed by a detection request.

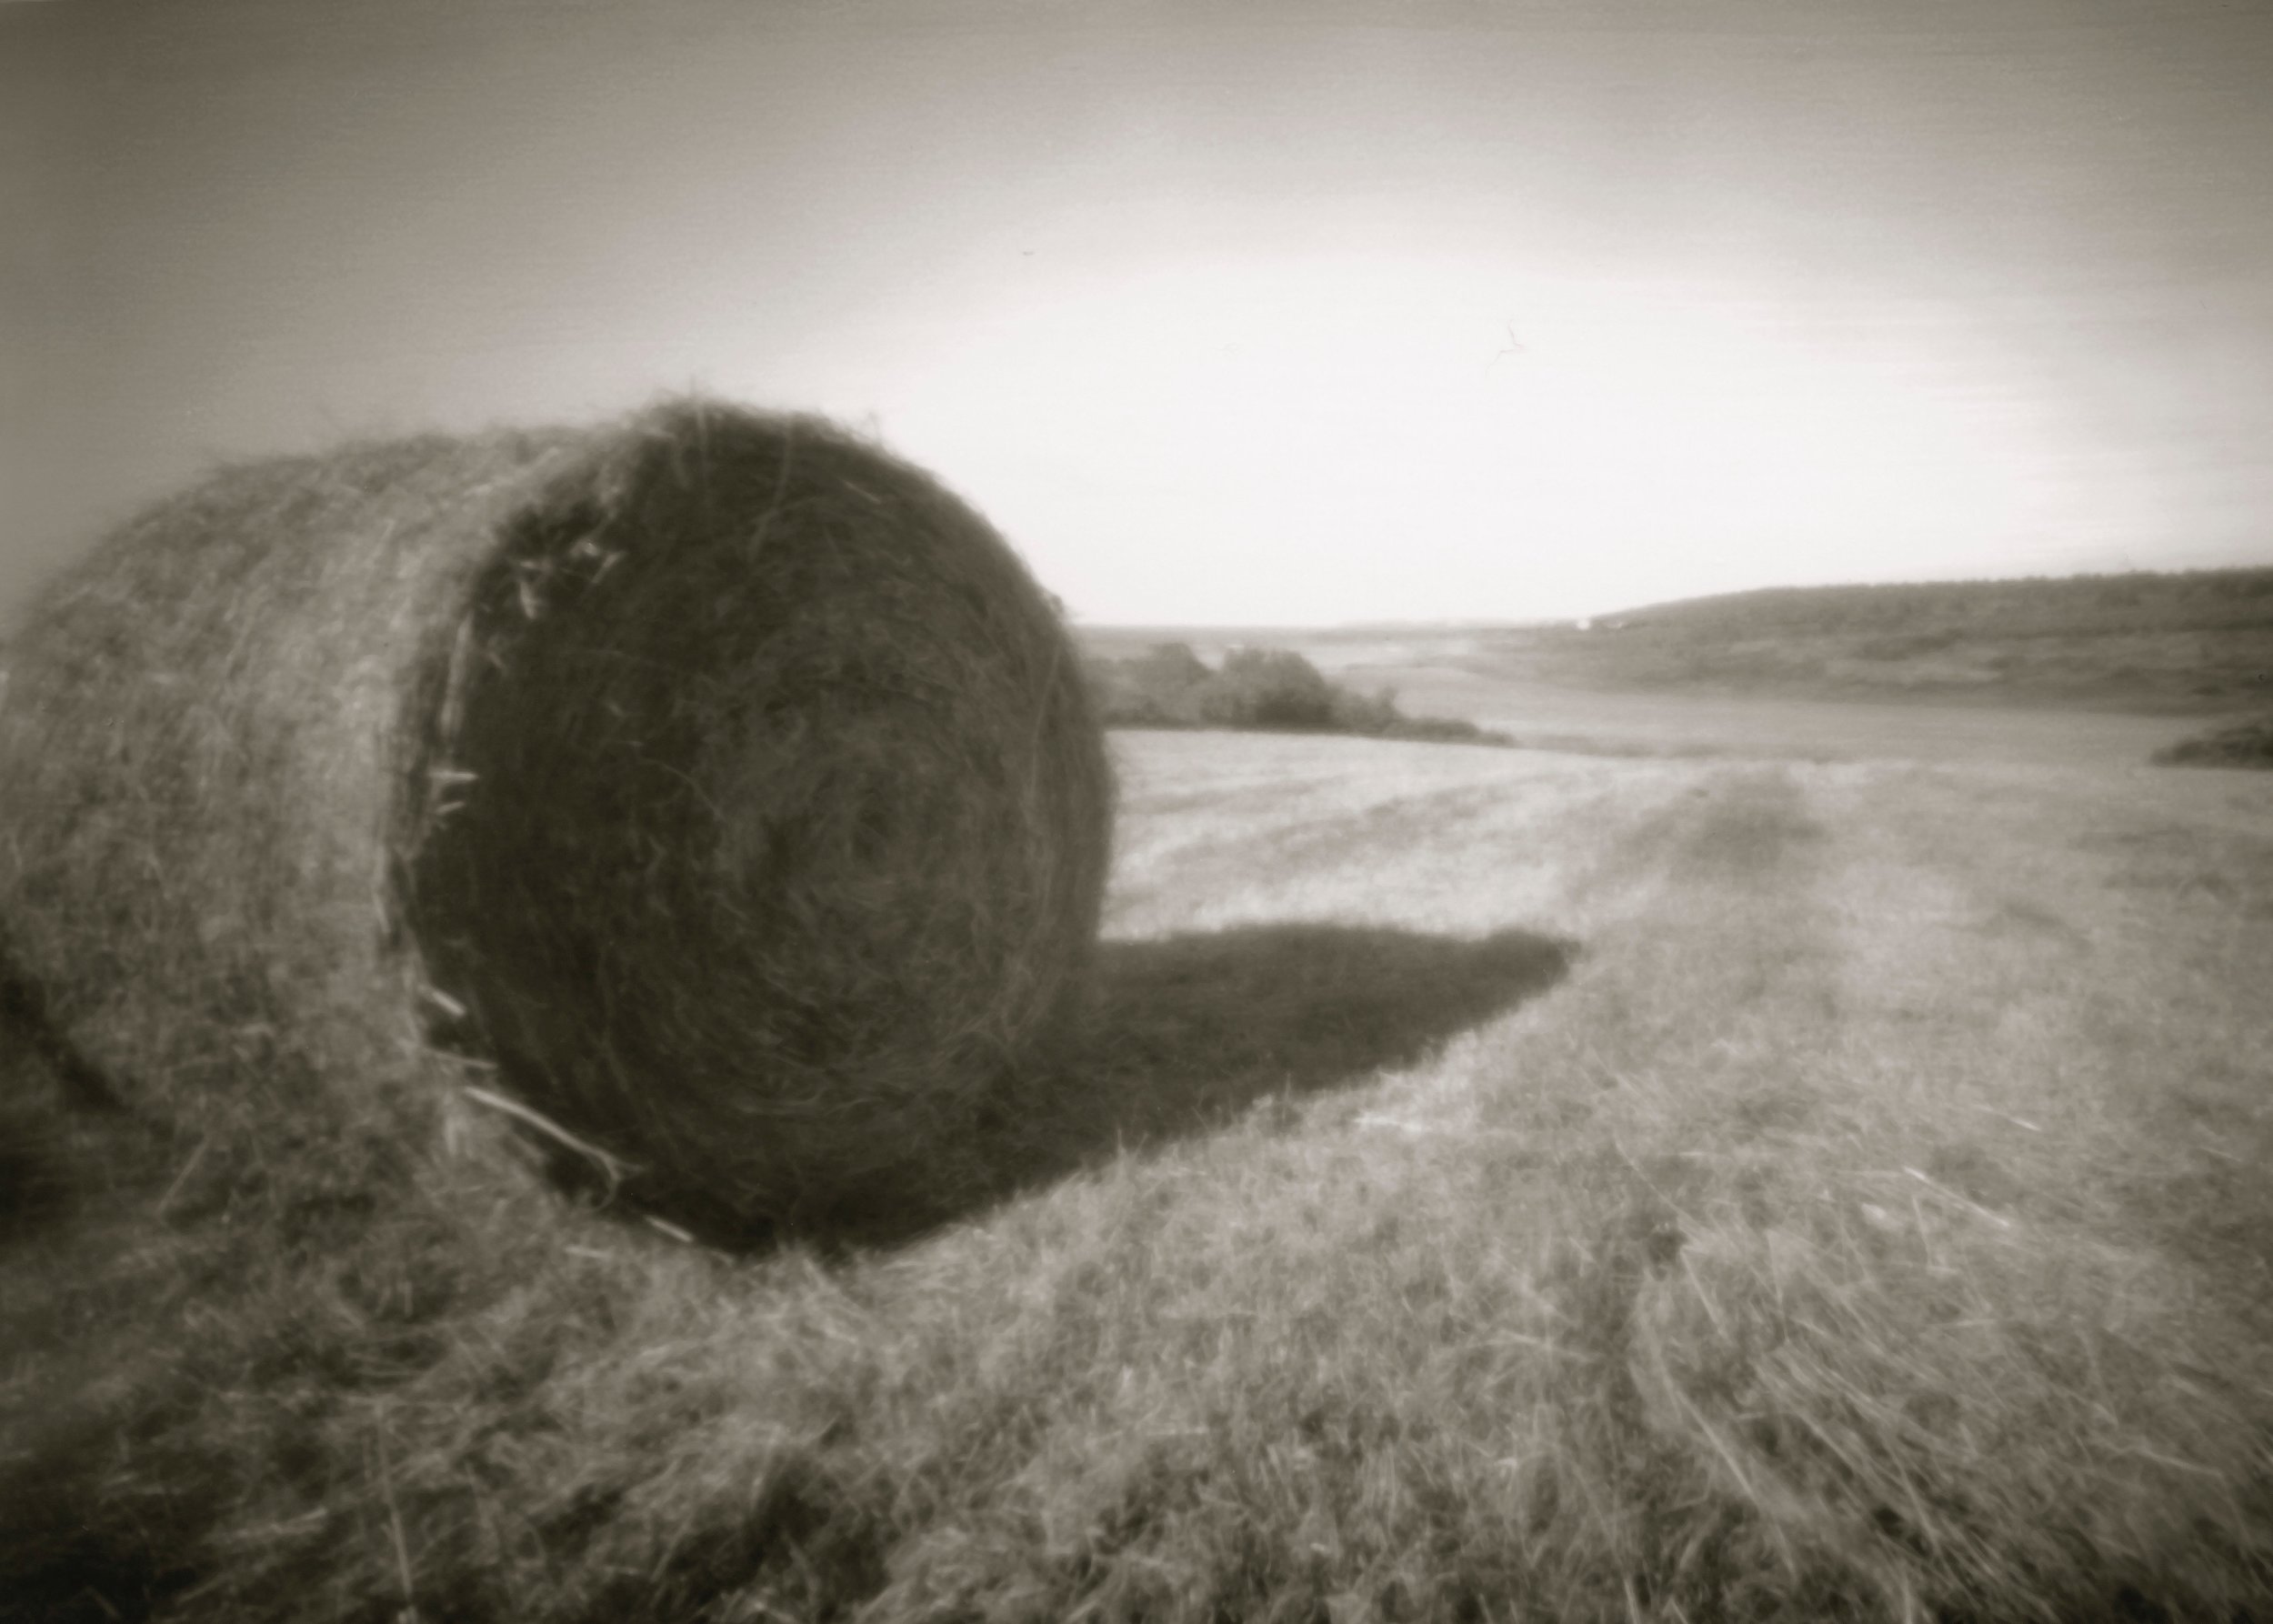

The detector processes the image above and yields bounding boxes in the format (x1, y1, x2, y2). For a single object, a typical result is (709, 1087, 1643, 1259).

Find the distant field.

(1080, 627, 2218, 771)
(1083, 563, 2273, 728)
(9, 687, 2270, 1619)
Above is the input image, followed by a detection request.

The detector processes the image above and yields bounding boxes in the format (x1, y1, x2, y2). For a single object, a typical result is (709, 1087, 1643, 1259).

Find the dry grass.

(5, 712, 2272, 1619)
(0, 398, 1110, 1243)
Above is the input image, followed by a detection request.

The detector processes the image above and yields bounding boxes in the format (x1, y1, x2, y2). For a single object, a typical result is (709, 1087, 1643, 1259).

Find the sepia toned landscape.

(6, 563, 2271, 1621)
(9, 1, 2273, 1619)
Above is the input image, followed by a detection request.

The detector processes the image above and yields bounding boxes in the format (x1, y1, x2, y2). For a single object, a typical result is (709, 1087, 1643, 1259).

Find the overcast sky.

(5, 0, 2271, 627)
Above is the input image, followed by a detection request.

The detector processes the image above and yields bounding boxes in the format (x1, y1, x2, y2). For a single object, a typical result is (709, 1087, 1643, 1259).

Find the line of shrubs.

(1083, 643, 1510, 746)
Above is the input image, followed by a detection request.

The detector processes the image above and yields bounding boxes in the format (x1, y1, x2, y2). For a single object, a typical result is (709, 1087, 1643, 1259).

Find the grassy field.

(5, 700, 2273, 1619)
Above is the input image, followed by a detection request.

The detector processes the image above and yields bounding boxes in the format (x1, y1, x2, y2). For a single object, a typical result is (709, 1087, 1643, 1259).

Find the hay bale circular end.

(0, 400, 1112, 1238)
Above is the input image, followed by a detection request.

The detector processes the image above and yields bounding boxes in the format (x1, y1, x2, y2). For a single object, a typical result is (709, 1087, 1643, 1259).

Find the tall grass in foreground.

(5, 737, 2271, 1621)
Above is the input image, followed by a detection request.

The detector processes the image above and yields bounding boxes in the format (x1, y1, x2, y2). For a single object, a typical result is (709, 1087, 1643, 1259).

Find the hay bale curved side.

(0, 429, 581, 1199)
(0, 402, 1113, 1236)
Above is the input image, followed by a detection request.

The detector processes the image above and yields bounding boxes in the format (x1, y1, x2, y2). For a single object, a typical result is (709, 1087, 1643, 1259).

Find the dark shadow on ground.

(748, 923, 1575, 1251)
(996, 922, 1575, 1198)
(626, 923, 1575, 1252)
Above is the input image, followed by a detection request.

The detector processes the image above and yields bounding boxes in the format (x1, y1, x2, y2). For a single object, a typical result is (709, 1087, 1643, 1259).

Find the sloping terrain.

(1083, 565, 2273, 718)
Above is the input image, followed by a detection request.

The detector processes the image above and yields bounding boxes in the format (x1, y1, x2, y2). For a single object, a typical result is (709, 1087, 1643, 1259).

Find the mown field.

(6, 699, 2273, 1620)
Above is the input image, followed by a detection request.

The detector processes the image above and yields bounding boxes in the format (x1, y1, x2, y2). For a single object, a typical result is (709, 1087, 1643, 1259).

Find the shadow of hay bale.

(983, 922, 1574, 1213)
(0, 922, 1576, 1258)
(544, 923, 1574, 1250)
(486, 908, 1555, 1250)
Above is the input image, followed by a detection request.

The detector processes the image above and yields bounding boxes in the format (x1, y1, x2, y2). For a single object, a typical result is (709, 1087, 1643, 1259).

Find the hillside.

(1465, 567, 2273, 712)
(1081, 566, 2273, 717)
(1616, 566, 2273, 637)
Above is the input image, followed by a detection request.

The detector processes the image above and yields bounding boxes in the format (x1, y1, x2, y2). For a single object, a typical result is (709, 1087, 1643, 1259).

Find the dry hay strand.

(0, 398, 1112, 1240)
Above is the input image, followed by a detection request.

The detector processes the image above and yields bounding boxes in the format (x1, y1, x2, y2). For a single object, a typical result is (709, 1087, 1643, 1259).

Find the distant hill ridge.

(1531, 566, 2273, 712)
(1607, 566, 2273, 640)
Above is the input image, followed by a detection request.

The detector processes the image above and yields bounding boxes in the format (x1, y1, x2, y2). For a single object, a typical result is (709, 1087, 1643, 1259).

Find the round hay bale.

(0, 399, 1112, 1238)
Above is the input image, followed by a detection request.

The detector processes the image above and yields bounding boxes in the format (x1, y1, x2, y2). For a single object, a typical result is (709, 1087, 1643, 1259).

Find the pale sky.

(5, 0, 2272, 627)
